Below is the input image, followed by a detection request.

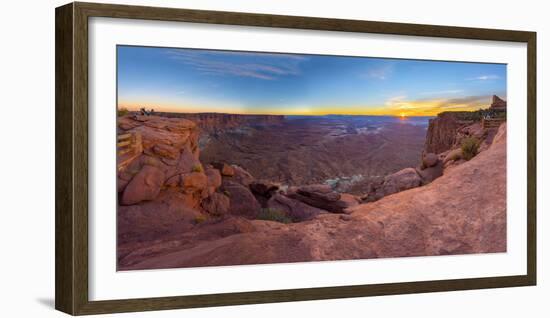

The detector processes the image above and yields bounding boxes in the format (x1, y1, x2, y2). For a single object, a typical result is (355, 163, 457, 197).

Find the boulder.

(339, 193, 360, 212)
(121, 165, 165, 205)
(205, 167, 222, 189)
(297, 184, 340, 201)
(364, 168, 422, 202)
(250, 181, 279, 197)
(212, 162, 235, 176)
(201, 192, 230, 216)
(381, 168, 422, 194)
(230, 165, 255, 186)
(175, 147, 201, 175)
(287, 184, 356, 213)
(222, 181, 261, 219)
(417, 161, 443, 185)
(267, 194, 325, 222)
(422, 153, 439, 168)
(181, 172, 208, 192)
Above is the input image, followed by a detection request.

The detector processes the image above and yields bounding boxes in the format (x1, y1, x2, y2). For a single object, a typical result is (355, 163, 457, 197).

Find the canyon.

(116, 96, 507, 270)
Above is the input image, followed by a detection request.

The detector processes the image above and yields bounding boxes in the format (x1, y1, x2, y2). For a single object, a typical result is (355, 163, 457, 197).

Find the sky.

(117, 45, 507, 117)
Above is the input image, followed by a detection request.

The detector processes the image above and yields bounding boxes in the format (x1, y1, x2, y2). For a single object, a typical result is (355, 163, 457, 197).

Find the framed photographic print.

(55, 2, 536, 315)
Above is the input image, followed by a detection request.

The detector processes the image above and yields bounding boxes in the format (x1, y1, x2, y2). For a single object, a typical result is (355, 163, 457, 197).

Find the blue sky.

(117, 45, 506, 116)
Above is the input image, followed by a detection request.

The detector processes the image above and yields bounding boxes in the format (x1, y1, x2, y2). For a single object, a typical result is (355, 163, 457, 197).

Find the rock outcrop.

(267, 194, 326, 222)
(221, 181, 261, 219)
(117, 115, 204, 207)
(201, 192, 230, 216)
(490, 95, 507, 110)
(363, 167, 423, 202)
(121, 165, 165, 205)
(153, 112, 284, 132)
(117, 115, 260, 244)
(424, 112, 464, 154)
(287, 184, 359, 213)
(416, 161, 443, 184)
(422, 153, 439, 168)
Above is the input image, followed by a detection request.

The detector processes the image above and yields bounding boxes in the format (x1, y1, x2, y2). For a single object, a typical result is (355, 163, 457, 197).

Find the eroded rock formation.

(153, 112, 284, 132)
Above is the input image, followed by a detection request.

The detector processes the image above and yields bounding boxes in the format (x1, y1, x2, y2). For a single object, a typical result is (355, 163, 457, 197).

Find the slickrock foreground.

(118, 120, 506, 270)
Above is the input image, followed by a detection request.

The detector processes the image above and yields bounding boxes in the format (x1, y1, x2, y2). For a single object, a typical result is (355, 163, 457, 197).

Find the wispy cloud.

(166, 49, 307, 80)
(467, 75, 500, 81)
(188, 50, 308, 60)
(371, 94, 494, 116)
(360, 63, 394, 80)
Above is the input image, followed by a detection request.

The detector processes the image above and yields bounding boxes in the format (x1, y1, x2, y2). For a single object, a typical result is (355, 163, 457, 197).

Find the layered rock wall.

(424, 112, 462, 154)
(153, 112, 284, 132)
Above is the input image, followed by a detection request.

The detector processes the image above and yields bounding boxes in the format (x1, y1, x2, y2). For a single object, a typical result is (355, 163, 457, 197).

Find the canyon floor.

(200, 115, 429, 193)
(116, 108, 506, 270)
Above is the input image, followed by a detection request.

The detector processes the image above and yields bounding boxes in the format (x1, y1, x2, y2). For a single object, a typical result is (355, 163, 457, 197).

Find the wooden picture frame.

(55, 2, 536, 315)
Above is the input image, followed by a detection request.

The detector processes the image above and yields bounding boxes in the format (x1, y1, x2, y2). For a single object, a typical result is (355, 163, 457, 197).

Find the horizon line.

(119, 108, 478, 118)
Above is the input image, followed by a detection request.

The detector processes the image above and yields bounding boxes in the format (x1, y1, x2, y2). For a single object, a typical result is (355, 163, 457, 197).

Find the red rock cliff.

(153, 112, 284, 132)
(424, 112, 463, 154)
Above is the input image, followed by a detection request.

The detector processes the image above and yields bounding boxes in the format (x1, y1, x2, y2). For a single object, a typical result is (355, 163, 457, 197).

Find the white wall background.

(0, 0, 547, 316)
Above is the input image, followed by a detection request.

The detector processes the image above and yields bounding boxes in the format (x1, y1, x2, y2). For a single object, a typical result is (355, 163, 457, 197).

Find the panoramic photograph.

(116, 46, 507, 271)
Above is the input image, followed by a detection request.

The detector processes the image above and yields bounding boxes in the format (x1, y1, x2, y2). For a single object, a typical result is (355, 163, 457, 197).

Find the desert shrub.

(461, 137, 480, 161)
(193, 214, 207, 224)
(257, 208, 292, 224)
(448, 150, 462, 161)
(191, 164, 203, 173)
(117, 107, 129, 117)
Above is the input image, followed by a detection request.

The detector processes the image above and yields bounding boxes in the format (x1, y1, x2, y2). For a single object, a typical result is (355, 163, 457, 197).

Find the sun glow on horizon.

(117, 98, 491, 117)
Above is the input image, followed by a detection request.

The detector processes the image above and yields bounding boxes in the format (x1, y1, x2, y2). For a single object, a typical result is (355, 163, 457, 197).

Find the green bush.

(191, 164, 203, 173)
(461, 137, 480, 161)
(117, 107, 129, 117)
(441, 110, 482, 122)
(439, 108, 507, 122)
(257, 208, 292, 224)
